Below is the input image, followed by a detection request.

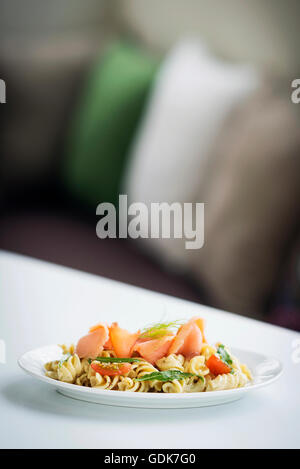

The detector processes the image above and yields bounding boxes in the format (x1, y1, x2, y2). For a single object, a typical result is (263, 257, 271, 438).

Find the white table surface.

(0, 250, 299, 449)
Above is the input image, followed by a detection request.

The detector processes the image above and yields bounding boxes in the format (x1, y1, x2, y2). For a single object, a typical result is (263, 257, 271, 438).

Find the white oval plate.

(18, 345, 283, 408)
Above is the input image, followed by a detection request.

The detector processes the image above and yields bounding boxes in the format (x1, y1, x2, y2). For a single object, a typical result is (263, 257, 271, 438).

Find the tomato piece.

(91, 362, 131, 376)
(206, 355, 231, 375)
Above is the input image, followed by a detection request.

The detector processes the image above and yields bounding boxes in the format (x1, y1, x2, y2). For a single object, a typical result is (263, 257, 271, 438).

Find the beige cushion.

(191, 85, 300, 316)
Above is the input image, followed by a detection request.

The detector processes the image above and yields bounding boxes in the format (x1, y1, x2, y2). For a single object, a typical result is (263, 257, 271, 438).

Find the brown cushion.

(0, 36, 102, 193)
(191, 86, 300, 316)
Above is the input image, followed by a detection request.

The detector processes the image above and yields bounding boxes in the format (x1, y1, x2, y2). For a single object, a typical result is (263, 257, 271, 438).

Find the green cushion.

(63, 42, 157, 206)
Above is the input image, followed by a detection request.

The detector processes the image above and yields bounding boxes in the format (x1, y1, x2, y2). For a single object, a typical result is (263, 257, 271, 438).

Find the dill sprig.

(139, 319, 184, 339)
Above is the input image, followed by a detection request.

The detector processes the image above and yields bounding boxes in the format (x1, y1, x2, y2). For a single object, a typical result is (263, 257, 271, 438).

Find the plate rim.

(18, 344, 283, 400)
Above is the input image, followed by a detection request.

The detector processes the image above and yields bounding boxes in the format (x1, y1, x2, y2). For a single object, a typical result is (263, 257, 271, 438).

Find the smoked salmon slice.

(134, 335, 174, 364)
(75, 323, 109, 359)
(193, 317, 207, 343)
(168, 318, 203, 358)
(103, 336, 113, 350)
(109, 322, 140, 358)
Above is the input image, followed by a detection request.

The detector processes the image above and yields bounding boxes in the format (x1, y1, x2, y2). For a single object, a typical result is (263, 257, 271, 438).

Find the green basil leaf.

(217, 344, 233, 366)
(135, 370, 203, 382)
(89, 357, 142, 364)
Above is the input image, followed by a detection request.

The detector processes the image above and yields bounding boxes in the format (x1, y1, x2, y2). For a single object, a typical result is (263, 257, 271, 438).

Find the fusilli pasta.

(44, 319, 252, 393)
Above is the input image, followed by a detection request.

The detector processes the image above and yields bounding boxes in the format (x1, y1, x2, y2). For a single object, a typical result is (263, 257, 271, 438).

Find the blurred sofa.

(1, 0, 299, 330)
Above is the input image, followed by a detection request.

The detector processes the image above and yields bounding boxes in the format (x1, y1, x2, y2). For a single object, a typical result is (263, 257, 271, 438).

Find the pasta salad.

(45, 317, 252, 393)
